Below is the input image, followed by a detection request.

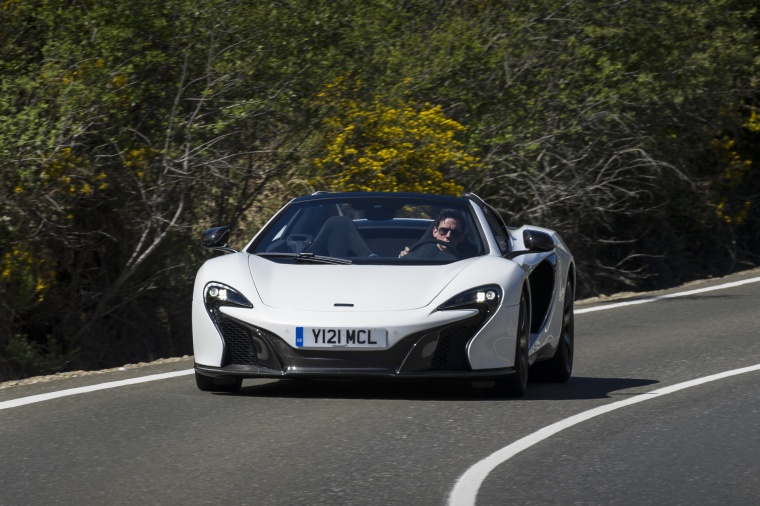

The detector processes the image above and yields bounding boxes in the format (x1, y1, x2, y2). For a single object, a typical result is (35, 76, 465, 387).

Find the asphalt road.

(2, 269, 759, 506)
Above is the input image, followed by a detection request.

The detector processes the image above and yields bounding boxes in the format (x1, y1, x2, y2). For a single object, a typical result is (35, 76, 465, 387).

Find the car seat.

(305, 216, 374, 257)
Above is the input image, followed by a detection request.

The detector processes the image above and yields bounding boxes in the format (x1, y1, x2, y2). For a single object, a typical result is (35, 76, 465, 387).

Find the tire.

(533, 279, 574, 382)
(195, 372, 243, 392)
(493, 290, 530, 398)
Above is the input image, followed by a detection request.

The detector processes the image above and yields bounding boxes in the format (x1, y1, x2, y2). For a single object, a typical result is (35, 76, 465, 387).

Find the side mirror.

(505, 229, 555, 260)
(201, 226, 237, 254)
(523, 229, 554, 252)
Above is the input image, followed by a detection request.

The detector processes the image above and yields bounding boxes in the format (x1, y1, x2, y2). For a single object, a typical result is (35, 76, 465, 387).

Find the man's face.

(433, 217, 464, 249)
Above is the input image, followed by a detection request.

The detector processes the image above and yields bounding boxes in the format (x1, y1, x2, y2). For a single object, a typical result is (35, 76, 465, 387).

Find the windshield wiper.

(256, 252, 353, 265)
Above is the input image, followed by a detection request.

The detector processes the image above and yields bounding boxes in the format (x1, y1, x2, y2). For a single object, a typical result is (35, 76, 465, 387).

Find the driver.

(399, 209, 466, 259)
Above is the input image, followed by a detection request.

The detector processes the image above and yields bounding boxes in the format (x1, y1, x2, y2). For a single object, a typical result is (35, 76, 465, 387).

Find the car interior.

(258, 200, 483, 260)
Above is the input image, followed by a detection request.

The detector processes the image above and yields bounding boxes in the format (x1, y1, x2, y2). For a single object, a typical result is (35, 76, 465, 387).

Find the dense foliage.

(1, 0, 758, 379)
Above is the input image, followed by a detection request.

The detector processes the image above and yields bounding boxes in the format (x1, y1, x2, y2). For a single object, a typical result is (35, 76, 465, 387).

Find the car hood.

(248, 255, 471, 311)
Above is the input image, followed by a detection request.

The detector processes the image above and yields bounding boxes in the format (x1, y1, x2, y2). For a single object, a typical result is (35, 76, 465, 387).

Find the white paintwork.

(248, 255, 470, 311)
(192, 300, 225, 366)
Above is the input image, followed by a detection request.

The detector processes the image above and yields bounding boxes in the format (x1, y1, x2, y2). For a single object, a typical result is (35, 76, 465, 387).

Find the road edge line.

(576, 275, 760, 314)
(0, 369, 194, 411)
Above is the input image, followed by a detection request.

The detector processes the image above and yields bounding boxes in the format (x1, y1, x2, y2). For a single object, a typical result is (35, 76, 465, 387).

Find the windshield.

(248, 195, 486, 264)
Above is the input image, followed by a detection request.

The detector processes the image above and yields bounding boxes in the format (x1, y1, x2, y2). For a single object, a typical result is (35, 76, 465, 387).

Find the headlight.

(203, 282, 253, 312)
(438, 285, 501, 312)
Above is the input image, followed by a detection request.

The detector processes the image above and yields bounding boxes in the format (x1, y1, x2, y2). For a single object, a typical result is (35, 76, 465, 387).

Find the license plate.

(295, 327, 388, 348)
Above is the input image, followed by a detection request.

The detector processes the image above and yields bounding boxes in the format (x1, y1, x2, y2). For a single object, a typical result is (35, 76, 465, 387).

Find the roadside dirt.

(0, 356, 193, 390)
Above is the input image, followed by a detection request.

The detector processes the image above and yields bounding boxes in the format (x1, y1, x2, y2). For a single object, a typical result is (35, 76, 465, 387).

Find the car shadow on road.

(230, 378, 484, 401)
(224, 375, 659, 402)
(523, 376, 659, 401)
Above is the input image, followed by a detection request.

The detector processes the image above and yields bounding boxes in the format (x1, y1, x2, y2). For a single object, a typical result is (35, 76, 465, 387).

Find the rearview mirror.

(201, 226, 237, 254)
(523, 230, 554, 252)
(505, 229, 555, 260)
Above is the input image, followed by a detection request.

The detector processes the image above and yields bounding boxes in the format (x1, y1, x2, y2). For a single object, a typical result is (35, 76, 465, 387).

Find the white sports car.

(192, 192, 575, 397)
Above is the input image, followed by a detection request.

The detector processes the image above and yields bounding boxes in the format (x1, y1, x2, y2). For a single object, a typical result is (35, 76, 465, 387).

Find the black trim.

(292, 191, 469, 205)
(194, 362, 517, 381)
(528, 254, 557, 335)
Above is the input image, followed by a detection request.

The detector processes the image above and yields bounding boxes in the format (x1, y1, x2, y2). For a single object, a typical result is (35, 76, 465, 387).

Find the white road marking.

(448, 364, 760, 506)
(0, 369, 194, 411)
(576, 275, 760, 314)
(448, 274, 760, 506)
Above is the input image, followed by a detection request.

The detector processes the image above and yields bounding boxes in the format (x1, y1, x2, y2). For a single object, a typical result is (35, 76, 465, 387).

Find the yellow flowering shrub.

(123, 147, 159, 179)
(36, 147, 108, 195)
(313, 80, 480, 195)
(0, 246, 55, 304)
(713, 134, 753, 225)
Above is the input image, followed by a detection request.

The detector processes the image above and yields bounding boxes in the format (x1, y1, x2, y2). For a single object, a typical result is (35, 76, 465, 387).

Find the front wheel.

(195, 372, 242, 392)
(494, 291, 530, 397)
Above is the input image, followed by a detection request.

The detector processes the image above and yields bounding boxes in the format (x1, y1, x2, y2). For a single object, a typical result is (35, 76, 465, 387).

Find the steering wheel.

(404, 239, 458, 257)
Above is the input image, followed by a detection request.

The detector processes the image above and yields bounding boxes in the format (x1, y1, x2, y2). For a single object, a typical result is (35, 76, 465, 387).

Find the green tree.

(0, 0, 323, 378)
(357, 0, 760, 292)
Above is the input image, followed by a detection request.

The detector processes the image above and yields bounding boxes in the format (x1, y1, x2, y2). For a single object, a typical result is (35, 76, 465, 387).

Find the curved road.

(2, 270, 759, 506)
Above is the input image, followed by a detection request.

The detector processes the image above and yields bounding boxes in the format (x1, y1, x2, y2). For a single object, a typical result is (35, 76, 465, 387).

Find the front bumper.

(194, 311, 517, 381)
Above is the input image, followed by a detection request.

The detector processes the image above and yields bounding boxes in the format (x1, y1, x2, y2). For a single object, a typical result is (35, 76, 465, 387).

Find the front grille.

(218, 315, 258, 365)
(208, 308, 282, 371)
(431, 323, 480, 370)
